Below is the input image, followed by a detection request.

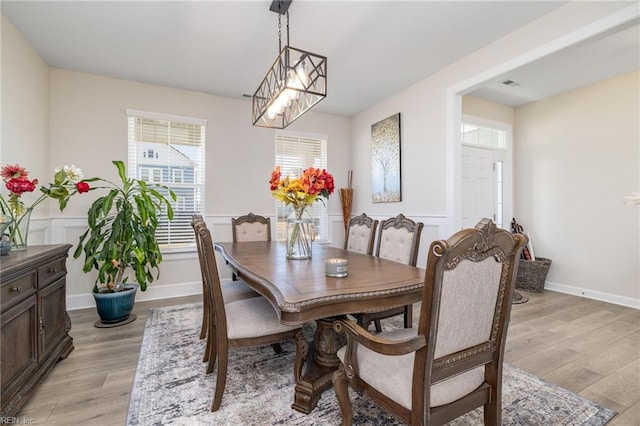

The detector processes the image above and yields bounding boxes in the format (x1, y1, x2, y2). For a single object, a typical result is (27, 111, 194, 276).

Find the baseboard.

(67, 280, 202, 311)
(545, 281, 640, 309)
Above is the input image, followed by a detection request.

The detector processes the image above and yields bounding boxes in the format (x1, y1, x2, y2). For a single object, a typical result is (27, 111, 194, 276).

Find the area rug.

(127, 303, 616, 425)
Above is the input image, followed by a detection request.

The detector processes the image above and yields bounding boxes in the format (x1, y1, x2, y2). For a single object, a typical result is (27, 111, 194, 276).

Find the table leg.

(292, 316, 347, 414)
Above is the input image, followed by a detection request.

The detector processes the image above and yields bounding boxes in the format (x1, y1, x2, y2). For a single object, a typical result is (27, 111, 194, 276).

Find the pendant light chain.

(286, 10, 290, 47)
(278, 13, 282, 53)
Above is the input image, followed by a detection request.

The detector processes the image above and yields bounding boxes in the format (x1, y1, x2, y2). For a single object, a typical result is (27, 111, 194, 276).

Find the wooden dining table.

(214, 241, 425, 414)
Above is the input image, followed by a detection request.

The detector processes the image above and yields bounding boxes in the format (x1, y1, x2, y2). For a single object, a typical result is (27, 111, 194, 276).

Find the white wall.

(462, 96, 514, 125)
(349, 2, 638, 306)
(47, 69, 351, 308)
(514, 70, 639, 304)
(1, 17, 50, 220)
(2, 22, 351, 308)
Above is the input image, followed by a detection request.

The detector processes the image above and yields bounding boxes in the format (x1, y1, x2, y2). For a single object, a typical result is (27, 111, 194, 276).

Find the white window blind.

(275, 133, 329, 242)
(127, 110, 206, 248)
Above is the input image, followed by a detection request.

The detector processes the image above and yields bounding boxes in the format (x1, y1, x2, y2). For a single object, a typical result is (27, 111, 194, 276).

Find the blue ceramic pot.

(92, 283, 138, 324)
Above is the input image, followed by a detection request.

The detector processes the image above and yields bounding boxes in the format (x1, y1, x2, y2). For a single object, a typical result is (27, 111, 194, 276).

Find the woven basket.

(515, 257, 551, 293)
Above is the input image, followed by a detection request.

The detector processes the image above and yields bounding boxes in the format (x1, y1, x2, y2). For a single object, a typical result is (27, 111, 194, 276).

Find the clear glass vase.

(9, 207, 32, 251)
(286, 216, 313, 260)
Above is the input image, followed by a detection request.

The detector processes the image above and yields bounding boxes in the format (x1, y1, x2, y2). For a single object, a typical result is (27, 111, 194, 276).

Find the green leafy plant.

(73, 160, 176, 293)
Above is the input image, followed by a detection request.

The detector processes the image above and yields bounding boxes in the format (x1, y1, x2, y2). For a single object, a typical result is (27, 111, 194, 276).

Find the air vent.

(501, 79, 520, 87)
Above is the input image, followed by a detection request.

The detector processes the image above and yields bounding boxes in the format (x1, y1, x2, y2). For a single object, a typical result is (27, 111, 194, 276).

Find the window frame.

(274, 131, 330, 243)
(126, 109, 207, 250)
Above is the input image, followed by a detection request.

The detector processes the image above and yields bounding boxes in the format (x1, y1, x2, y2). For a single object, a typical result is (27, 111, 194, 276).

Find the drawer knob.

(48, 267, 57, 273)
(12, 286, 23, 293)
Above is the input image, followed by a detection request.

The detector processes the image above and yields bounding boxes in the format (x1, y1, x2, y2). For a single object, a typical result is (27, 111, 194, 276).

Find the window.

(140, 167, 163, 183)
(275, 132, 329, 242)
(462, 122, 507, 149)
(127, 109, 207, 248)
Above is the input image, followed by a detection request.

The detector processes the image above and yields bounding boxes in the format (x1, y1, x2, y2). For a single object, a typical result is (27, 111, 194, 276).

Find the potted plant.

(73, 160, 175, 327)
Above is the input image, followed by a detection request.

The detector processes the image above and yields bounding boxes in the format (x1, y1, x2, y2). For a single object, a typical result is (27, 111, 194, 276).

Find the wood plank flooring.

(14, 290, 640, 425)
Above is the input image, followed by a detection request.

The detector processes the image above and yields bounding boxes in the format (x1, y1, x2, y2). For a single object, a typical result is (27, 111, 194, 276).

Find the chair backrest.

(416, 218, 526, 421)
(344, 213, 378, 255)
(231, 213, 271, 242)
(193, 220, 228, 342)
(375, 214, 424, 266)
(191, 214, 207, 284)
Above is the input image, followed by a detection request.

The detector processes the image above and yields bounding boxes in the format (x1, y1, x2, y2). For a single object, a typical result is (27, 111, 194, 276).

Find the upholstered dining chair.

(230, 213, 271, 282)
(231, 212, 271, 242)
(191, 215, 258, 343)
(353, 213, 424, 332)
(193, 220, 301, 411)
(333, 219, 527, 426)
(344, 213, 378, 255)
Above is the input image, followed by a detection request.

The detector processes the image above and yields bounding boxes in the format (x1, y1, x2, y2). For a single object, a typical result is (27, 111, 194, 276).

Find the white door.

(461, 145, 495, 229)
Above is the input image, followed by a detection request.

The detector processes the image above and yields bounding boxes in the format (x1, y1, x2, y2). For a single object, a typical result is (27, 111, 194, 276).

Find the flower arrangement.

(269, 166, 335, 217)
(0, 164, 93, 249)
(269, 166, 334, 259)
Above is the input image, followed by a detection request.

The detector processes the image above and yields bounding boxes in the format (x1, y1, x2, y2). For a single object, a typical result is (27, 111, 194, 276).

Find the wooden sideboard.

(0, 245, 74, 417)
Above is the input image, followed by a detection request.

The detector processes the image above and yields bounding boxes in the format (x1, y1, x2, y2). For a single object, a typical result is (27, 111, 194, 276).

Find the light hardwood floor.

(14, 290, 640, 425)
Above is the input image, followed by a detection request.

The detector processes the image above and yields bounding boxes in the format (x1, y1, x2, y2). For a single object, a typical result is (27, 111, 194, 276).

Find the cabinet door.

(38, 278, 67, 362)
(1, 295, 38, 410)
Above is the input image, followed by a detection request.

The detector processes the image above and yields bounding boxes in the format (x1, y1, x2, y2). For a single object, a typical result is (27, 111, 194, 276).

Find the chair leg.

(202, 305, 211, 363)
(404, 304, 413, 328)
(199, 298, 208, 340)
(483, 399, 500, 426)
(211, 340, 228, 412)
(206, 325, 218, 374)
(333, 366, 353, 426)
(271, 343, 283, 354)
(374, 320, 382, 333)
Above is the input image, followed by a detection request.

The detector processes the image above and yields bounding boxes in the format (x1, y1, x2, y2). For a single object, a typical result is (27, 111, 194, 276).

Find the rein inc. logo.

(0, 417, 34, 424)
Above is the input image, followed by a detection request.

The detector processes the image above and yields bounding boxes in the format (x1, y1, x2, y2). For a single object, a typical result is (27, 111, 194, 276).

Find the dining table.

(214, 241, 425, 414)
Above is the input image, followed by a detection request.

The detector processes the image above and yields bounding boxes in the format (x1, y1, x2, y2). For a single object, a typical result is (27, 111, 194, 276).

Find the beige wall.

(47, 69, 351, 219)
(2, 23, 351, 307)
(1, 16, 50, 219)
(47, 69, 350, 306)
(462, 96, 514, 125)
(350, 2, 638, 306)
(514, 70, 639, 302)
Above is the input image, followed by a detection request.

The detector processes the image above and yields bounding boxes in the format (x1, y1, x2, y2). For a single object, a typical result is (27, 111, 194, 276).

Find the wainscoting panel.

(32, 215, 638, 310)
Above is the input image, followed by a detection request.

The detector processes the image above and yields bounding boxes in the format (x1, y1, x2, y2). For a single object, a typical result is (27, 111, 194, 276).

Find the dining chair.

(193, 220, 301, 411)
(231, 212, 271, 242)
(333, 219, 527, 425)
(191, 215, 258, 343)
(230, 213, 271, 282)
(343, 213, 378, 255)
(353, 213, 424, 332)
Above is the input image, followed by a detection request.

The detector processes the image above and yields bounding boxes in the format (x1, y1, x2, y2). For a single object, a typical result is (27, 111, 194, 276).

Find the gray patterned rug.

(127, 303, 616, 425)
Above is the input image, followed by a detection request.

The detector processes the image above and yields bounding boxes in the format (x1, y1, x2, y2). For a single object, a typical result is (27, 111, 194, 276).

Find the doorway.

(460, 116, 512, 229)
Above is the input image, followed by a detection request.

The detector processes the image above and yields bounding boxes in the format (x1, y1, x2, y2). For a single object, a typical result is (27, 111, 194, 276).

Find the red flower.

(1, 164, 28, 180)
(75, 181, 90, 193)
(5, 177, 37, 196)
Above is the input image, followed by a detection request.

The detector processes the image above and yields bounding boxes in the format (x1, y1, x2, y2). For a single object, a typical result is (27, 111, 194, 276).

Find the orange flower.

(269, 166, 334, 209)
(269, 166, 281, 191)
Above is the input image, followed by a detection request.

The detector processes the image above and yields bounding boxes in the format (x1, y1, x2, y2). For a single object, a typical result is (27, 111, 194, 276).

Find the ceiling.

(470, 18, 640, 106)
(2, 1, 638, 116)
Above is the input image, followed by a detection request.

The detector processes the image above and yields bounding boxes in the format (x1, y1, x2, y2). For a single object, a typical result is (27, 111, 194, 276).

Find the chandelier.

(252, 0, 327, 129)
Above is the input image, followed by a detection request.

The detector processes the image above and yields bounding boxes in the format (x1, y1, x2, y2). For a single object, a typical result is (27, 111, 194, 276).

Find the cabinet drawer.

(0, 272, 37, 310)
(37, 258, 66, 288)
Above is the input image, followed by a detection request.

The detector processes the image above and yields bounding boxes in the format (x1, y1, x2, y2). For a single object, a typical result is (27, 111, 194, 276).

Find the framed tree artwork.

(371, 113, 401, 202)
